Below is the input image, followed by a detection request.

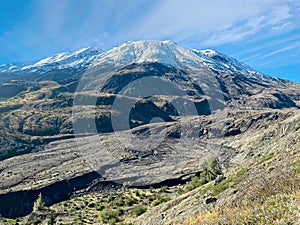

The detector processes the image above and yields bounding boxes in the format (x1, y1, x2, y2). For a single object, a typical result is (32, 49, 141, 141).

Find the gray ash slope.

(0, 40, 299, 218)
(0, 41, 299, 158)
(0, 40, 299, 163)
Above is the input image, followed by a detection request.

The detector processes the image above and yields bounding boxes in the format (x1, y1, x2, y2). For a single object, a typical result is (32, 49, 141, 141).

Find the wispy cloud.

(201, 22, 260, 46)
(271, 22, 293, 31)
(236, 33, 300, 57)
(261, 44, 298, 59)
(197, 4, 294, 46)
(240, 53, 262, 63)
(126, 0, 298, 46)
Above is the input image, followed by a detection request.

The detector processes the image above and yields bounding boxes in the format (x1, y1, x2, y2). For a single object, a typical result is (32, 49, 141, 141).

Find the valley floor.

(1, 148, 299, 225)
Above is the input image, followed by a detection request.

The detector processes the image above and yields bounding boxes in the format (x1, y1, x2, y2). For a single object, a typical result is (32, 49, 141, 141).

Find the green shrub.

(131, 205, 147, 217)
(213, 168, 248, 196)
(95, 203, 105, 211)
(25, 217, 42, 225)
(98, 209, 122, 225)
(183, 158, 224, 194)
(47, 212, 56, 225)
(134, 190, 141, 197)
(75, 214, 84, 225)
(185, 175, 208, 192)
(207, 157, 222, 175)
(124, 197, 137, 207)
(151, 196, 171, 206)
(112, 195, 125, 207)
(159, 185, 168, 193)
(201, 168, 248, 197)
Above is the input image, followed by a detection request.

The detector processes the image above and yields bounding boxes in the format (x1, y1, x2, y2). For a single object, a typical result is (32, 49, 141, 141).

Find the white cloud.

(235, 33, 300, 57)
(271, 22, 293, 31)
(263, 45, 297, 58)
(198, 4, 295, 46)
(267, 5, 292, 25)
(124, 0, 299, 47)
(243, 40, 300, 66)
(240, 53, 262, 62)
(201, 23, 260, 46)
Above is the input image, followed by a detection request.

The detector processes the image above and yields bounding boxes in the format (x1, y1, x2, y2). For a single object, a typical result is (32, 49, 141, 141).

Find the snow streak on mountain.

(0, 40, 257, 77)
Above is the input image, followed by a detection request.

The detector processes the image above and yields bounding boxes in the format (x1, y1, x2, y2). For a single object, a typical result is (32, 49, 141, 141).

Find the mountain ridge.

(0, 47, 103, 82)
(0, 40, 284, 84)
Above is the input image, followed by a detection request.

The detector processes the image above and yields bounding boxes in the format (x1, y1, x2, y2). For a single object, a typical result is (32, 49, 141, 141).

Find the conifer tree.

(33, 193, 45, 212)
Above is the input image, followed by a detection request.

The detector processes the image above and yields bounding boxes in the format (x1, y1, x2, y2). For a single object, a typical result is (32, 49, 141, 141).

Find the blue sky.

(0, 0, 299, 81)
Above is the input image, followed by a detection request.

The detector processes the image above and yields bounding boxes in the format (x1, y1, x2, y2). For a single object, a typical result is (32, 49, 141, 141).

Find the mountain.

(78, 40, 299, 110)
(0, 40, 299, 222)
(0, 47, 103, 83)
(92, 40, 253, 72)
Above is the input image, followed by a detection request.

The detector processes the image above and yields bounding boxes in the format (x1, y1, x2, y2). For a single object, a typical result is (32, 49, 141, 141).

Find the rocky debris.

(0, 41, 300, 221)
(214, 175, 225, 185)
(205, 197, 217, 204)
(1, 108, 299, 218)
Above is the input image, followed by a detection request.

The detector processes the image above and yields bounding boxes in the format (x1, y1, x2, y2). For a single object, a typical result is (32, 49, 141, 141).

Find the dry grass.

(183, 169, 300, 225)
(184, 192, 299, 225)
(241, 170, 300, 204)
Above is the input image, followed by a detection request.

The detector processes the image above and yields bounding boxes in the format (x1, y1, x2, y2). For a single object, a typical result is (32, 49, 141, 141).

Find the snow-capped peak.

(0, 40, 257, 82)
(91, 40, 253, 74)
(0, 47, 103, 77)
(197, 49, 218, 57)
(21, 47, 103, 72)
(92, 40, 207, 69)
(192, 48, 253, 72)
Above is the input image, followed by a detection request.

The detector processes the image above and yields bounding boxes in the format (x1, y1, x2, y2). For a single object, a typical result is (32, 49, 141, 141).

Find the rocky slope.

(0, 40, 299, 222)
